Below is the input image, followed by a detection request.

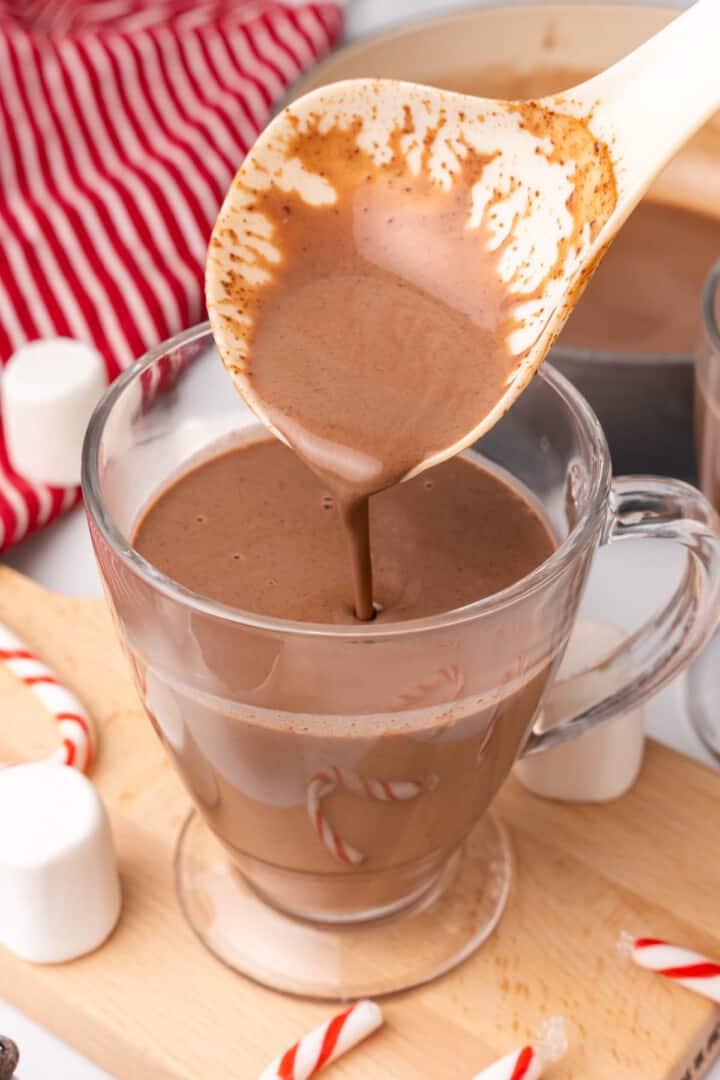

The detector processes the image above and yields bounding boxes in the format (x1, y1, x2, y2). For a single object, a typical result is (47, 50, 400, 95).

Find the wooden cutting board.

(0, 564, 718, 1080)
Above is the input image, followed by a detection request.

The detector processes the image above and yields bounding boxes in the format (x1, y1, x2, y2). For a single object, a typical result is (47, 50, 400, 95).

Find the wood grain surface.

(0, 566, 718, 1080)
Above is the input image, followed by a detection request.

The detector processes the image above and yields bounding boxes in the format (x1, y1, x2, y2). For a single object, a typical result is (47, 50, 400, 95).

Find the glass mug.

(83, 324, 720, 998)
(689, 259, 720, 760)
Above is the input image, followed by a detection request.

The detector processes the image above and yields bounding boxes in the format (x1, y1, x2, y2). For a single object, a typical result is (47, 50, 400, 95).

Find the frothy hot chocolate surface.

(133, 438, 555, 625)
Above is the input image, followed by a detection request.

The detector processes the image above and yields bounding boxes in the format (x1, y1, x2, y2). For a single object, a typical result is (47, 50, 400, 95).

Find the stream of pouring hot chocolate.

(209, 102, 615, 619)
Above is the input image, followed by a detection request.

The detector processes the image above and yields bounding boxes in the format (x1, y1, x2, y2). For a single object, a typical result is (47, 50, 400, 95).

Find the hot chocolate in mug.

(83, 324, 720, 998)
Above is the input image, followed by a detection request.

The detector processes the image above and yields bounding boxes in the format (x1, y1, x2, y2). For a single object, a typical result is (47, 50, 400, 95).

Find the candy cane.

(258, 1000, 383, 1080)
(620, 933, 720, 1003)
(307, 766, 437, 865)
(0, 622, 95, 774)
(471, 1017, 568, 1080)
(396, 663, 465, 707)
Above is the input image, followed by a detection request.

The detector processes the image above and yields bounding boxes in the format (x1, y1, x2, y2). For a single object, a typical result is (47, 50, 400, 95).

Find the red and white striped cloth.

(0, 0, 342, 551)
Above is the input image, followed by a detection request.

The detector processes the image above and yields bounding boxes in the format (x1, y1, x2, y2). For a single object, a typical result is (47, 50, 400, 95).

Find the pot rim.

(280, 0, 700, 368)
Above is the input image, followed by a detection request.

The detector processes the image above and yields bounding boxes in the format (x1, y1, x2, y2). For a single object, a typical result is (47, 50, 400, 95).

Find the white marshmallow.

(0, 762, 121, 963)
(2, 338, 107, 487)
(514, 618, 645, 802)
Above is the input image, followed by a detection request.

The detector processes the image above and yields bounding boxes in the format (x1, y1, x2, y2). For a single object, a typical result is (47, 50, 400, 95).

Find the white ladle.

(207, 0, 720, 477)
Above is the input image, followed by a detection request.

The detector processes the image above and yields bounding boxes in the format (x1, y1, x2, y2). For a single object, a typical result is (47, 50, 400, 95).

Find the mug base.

(174, 810, 512, 999)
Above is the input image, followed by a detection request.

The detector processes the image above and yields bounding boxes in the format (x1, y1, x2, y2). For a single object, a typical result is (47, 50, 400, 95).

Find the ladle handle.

(523, 475, 720, 756)
(568, 0, 720, 217)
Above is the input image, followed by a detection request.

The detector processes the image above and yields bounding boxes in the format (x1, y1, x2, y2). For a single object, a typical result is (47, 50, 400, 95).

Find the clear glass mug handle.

(703, 258, 720, 352)
(524, 476, 720, 755)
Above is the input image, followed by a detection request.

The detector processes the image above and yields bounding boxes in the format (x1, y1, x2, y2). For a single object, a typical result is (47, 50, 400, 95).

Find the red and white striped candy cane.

(307, 766, 437, 865)
(471, 1017, 568, 1080)
(621, 934, 720, 1003)
(258, 1000, 383, 1080)
(472, 1046, 542, 1080)
(0, 621, 95, 773)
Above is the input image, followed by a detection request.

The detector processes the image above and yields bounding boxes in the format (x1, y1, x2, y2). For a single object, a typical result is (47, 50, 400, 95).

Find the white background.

(3, 1, 717, 1078)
